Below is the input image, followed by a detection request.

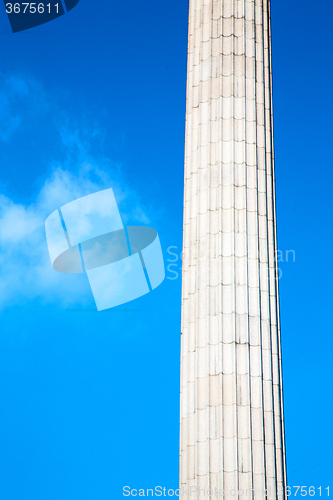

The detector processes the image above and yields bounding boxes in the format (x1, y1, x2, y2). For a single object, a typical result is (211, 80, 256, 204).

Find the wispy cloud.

(0, 74, 46, 142)
(0, 74, 154, 310)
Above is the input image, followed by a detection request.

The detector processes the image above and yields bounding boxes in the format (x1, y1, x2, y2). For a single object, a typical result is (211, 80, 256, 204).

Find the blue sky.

(0, 0, 332, 498)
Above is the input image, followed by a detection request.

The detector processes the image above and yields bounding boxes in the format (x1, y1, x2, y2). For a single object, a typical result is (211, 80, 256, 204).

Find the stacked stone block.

(180, 1, 287, 498)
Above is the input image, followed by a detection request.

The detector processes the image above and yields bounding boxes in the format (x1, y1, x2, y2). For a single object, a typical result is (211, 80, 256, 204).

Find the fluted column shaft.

(180, 1, 287, 498)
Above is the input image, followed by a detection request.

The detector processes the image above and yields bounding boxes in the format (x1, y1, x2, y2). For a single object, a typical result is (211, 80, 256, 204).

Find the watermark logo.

(165, 246, 296, 281)
(123, 485, 329, 498)
(45, 188, 165, 311)
(122, 486, 278, 498)
(3, 0, 80, 33)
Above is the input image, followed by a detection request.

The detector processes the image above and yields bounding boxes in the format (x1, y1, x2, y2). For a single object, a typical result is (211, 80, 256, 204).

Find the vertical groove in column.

(262, 0, 279, 495)
(244, 0, 255, 496)
(257, 0, 268, 489)
(253, 0, 266, 494)
(264, 0, 273, 488)
(266, 0, 287, 494)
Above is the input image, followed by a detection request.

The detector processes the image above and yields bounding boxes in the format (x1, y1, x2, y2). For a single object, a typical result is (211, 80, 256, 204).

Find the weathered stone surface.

(180, 1, 287, 498)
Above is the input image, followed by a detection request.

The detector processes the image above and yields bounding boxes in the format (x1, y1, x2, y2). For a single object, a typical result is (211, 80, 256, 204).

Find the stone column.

(180, 1, 287, 498)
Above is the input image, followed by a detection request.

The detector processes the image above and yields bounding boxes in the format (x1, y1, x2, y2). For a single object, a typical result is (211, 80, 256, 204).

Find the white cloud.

(0, 75, 154, 310)
(0, 196, 42, 244)
(0, 161, 153, 310)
